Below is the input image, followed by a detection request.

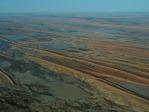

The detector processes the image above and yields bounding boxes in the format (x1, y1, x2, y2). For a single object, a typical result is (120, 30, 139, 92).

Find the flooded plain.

(0, 13, 149, 112)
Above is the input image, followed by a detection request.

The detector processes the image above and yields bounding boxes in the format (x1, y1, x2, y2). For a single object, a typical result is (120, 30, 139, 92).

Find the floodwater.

(41, 42, 70, 51)
(0, 57, 90, 101)
(115, 81, 149, 99)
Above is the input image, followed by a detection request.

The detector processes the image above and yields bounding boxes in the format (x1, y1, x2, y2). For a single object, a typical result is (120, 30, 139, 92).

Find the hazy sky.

(0, 0, 149, 13)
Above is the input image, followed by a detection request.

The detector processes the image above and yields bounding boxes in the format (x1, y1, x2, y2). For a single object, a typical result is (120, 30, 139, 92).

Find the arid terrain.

(0, 13, 149, 112)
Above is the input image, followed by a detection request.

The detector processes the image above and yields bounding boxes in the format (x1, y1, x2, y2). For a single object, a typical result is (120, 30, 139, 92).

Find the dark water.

(41, 42, 70, 51)
(115, 81, 149, 99)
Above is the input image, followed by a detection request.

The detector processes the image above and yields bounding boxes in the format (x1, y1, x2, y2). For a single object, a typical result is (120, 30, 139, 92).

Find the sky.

(0, 0, 149, 13)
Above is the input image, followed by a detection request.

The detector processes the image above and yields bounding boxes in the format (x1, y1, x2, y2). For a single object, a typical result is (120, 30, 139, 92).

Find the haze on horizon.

(0, 0, 149, 13)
